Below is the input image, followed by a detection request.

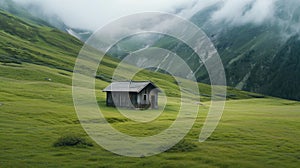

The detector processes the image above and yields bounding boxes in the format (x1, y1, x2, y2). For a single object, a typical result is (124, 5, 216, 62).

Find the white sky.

(12, 0, 297, 35)
(12, 0, 219, 30)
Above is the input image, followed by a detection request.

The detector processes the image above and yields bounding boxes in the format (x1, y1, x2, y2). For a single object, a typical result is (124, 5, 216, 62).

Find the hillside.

(0, 8, 261, 101)
(4, 0, 300, 100)
(191, 1, 300, 101)
(105, 1, 300, 101)
(0, 0, 52, 27)
(0, 8, 300, 168)
(0, 0, 93, 41)
(0, 10, 81, 71)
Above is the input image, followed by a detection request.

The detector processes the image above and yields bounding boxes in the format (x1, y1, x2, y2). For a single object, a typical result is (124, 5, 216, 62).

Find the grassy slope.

(0, 9, 299, 167)
(0, 9, 81, 71)
(1, 63, 299, 168)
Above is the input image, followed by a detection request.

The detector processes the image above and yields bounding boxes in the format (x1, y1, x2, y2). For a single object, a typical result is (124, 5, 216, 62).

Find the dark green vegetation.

(0, 0, 93, 42)
(184, 1, 300, 101)
(53, 134, 93, 147)
(195, 18, 300, 101)
(0, 0, 52, 27)
(0, 10, 81, 71)
(107, 1, 300, 101)
(0, 6, 299, 168)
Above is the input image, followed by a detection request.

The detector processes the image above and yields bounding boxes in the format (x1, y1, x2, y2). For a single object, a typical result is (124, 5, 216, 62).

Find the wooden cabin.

(103, 81, 160, 109)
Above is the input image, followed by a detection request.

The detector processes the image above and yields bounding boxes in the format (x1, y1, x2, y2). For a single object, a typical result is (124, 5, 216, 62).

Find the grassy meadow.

(0, 62, 299, 168)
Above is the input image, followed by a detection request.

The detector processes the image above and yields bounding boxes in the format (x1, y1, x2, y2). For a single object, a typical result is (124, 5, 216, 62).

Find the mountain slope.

(190, 1, 300, 101)
(98, 1, 300, 101)
(0, 8, 262, 101)
(107, 1, 300, 101)
(0, 0, 52, 27)
(0, 0, 92, 42)
(4, 0, 299, 101)
(0, 9, 81, 71)
(255, 35, 300, 100)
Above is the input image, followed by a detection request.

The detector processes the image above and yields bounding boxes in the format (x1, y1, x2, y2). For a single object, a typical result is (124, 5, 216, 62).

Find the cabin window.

(143, 94, 147, 101)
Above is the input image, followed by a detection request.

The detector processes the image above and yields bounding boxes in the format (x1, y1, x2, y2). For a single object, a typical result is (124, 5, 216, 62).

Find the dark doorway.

(151, 95, 155, 109)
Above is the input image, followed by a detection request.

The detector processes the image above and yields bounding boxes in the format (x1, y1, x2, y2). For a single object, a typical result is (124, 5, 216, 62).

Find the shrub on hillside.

(166, 140, 197, 152)
(53, 134, 93, 147)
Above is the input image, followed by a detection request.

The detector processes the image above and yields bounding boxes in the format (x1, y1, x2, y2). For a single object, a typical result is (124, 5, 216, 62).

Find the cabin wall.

(150, 90, 159, 109)
(106, 92, 138, 108)
(137, 85, 158, 109)
(105, 84, 159, 109)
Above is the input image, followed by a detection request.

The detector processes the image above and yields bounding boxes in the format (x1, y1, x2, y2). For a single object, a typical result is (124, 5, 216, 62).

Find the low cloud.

(210, 0, 300, 38)
(211, 0, 277, 25)
(12, 0, 216, 31)
(11, 0, 300, 37)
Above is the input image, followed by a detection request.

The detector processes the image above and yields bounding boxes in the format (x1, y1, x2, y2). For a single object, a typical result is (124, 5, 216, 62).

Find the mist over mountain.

(193, 0, 300, 100)
(5, 0, 300, 39)
(0, 0, 93, 41)
(1, 0, 299, 100)
(107, 0, 300, 100)
(196, 0, 300, 100)
(11, 0, 213, 31)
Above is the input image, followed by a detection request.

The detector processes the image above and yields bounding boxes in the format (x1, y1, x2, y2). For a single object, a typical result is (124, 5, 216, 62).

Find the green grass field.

(0, 62, 299, 168)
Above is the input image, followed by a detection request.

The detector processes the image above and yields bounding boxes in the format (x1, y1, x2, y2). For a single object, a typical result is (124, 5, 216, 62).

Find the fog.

(11, 0, 300, 37)
(12, 0, 219, 31)
(212, 0, 300, 37)
(211, 0, 277, 25)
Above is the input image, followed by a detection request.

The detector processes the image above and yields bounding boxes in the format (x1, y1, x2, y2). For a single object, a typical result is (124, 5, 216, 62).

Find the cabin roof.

(103, 81, 159, 93)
